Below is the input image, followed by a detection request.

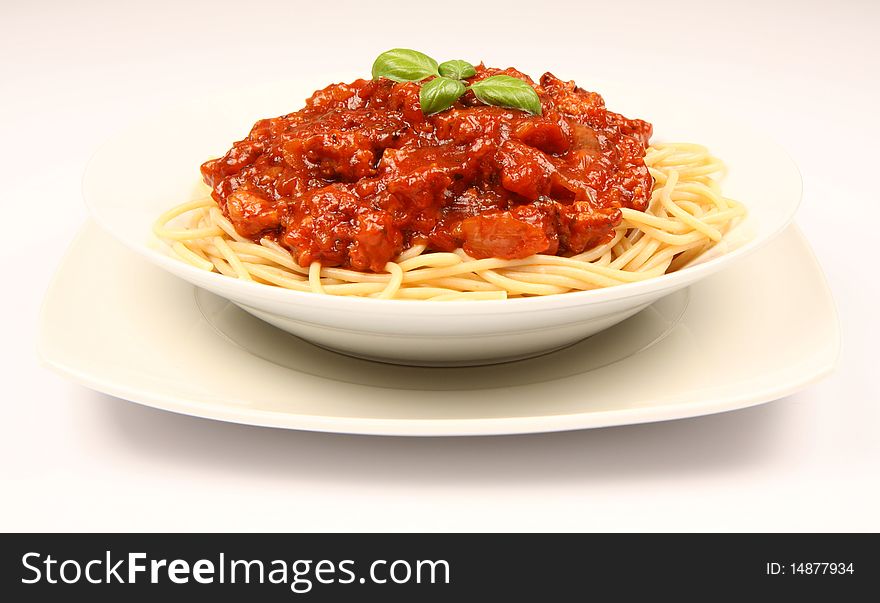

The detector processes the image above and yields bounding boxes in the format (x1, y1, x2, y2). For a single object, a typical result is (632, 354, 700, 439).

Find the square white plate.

(39, 222, 838, 436)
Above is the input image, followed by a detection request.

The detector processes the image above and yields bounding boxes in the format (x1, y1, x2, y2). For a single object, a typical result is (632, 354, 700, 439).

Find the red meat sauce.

(200, 65, 653, 273)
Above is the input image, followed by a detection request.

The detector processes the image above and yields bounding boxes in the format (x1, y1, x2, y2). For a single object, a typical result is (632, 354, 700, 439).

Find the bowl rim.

(81, 84, 803, 316)
(84, 200, 801, 317)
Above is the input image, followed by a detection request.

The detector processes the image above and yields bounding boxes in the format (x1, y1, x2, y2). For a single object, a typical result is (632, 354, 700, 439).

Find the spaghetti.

(154, 142, 745, 300)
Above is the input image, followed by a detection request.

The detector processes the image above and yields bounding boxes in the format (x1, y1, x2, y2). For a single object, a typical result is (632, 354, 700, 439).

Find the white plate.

(81, 81, 802, 365)
(39, 222, 838, 436)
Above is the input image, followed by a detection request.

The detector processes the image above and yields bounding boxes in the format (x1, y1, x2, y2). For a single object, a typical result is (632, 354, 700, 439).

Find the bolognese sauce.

(200, 65, 653, 273)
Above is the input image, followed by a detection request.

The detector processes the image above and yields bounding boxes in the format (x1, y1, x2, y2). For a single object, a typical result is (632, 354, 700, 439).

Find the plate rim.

(39, 353, 836, 436)
(38, 222, 840, 437)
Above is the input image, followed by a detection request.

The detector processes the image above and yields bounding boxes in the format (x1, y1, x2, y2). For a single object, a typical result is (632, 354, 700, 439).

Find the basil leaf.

(420, 76, 466, 115)
(438, 59, 476, 80)
(469, 75, 542, 115)
(372, 48, 439, 82)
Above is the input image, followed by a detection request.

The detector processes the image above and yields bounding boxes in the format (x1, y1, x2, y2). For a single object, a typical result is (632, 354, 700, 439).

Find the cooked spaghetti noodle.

(154, 142, 745, 300)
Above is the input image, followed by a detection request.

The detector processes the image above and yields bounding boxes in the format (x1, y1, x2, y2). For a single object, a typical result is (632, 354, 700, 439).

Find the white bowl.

(83, 80, 801, 366)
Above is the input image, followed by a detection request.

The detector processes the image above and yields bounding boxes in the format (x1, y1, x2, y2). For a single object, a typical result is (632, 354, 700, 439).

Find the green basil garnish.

(371, 48, 439, 82)
(438, 59, 476, 80)
(370, 50, 543, 116)
(420, 77, 467, 115)
(469, 75, 542, 115)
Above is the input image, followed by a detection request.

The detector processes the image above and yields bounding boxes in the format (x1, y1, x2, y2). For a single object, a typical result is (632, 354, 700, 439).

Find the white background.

(2, 0, 878, 531)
